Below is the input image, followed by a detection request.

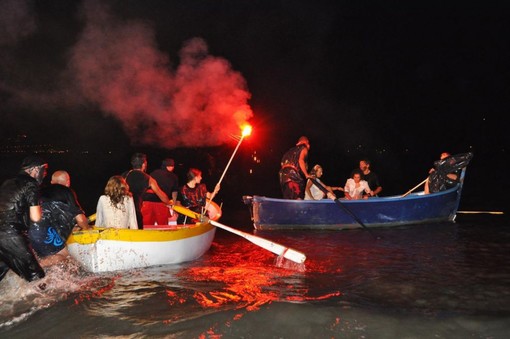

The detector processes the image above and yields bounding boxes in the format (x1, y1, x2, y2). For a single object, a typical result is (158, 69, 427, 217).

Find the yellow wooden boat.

(67, 202, 221, 273)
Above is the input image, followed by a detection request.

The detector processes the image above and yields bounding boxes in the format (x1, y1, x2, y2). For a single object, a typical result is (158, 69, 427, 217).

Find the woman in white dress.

(344, 170, 372, 200)
(304, 165, 343, 200)
(95, 175, 138, 229)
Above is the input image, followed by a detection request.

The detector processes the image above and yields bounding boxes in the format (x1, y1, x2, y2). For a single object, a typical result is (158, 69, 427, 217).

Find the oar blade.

(210, 220, 306, 264)
(172, 205, 307, 264)
(281, 247, 307, 264)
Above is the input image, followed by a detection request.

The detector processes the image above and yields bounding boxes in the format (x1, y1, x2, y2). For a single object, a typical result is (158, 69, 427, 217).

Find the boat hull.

(67, 223, 216, 273)
(244, 185, 464, 230)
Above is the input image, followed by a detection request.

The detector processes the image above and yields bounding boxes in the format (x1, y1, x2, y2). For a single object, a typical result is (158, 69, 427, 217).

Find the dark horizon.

(0, 143, 502, 222)
(1, 1, 508, 217)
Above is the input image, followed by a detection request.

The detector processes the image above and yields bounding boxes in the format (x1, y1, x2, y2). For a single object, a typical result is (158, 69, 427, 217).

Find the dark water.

(1, 151, 508, 338)
(1, 211, 509, 338)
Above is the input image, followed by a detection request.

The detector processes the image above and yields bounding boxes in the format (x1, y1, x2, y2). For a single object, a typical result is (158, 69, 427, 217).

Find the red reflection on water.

(165, 289, 186, 305)
(286, 291, 342, 302)
(163, 240, 343, 314)
(188, 266, 280, 311)
(73, 277, 118, 305)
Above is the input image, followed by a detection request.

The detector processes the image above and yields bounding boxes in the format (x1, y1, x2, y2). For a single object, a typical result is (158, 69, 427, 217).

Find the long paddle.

(457, 210, 504, 215)
(172, 205, 307, 264)
(401, 178, 428, 197)
(308, 178, 378, 239)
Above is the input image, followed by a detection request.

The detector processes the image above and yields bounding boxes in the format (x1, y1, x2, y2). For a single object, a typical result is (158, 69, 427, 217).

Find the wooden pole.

(457, 211, 504, 215)
(173, 205, 306, 264)
(401, 178, 428, 197)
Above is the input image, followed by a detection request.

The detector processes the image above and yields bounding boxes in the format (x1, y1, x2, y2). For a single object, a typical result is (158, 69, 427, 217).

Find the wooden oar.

(172, 205, 306, 264)
(308, 178, 378, 239)
(401, 178, 428, 197)
(88, 213, 96, 223)
(457, 210, 504, 215)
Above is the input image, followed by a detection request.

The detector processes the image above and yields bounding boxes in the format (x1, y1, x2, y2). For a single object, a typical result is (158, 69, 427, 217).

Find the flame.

(241, 124, 252, 137)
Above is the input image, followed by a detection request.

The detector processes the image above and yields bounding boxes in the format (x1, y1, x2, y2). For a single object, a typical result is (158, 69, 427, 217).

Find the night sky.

(1, 1, 508, 211)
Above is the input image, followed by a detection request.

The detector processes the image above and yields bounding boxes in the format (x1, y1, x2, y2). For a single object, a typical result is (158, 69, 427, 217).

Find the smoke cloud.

(0, 0, 36, 45)
(1, 0, 253, 148)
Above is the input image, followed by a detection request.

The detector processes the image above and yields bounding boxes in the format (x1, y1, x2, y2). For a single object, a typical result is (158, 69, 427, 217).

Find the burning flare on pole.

(241, 124, 252, 138)
(204, 123, 252, 214)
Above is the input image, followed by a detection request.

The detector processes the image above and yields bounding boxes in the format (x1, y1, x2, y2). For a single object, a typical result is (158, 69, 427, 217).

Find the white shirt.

(304, 178, 326, 200)
(344, 178, 371, 200)
(95, 195, 138, 229)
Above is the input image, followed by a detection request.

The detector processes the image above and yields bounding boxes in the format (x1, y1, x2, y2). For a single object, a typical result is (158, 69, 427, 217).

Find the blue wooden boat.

(243, 168, 468, 231)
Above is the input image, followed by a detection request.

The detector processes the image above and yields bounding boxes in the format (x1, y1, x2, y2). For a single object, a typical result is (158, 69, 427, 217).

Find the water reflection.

(76, 238, 344, 327)
(2, 218, 509, 338)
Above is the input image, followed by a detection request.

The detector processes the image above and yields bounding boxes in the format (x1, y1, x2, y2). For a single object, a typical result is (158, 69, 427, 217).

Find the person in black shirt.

(279, 136, 311, 199)
(142, 158, 179, 226)
(358, 158, 382, 197)
(28, 170, 90, 263)
(123, 153, 170, 229)
(178, 168, 219, 224)
(424, 152, 473, 194)
(0, 155, 48, 283)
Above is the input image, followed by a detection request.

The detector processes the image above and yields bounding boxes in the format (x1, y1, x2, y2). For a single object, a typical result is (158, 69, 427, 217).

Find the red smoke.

(69, 1, 253, 148)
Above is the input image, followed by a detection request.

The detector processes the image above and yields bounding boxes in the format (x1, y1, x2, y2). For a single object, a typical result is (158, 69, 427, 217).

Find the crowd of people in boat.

(0, 139, 472, 286)
(0, 153, 218, 286)
(279, 136, 470, 201)
(279, 136, 385, 201)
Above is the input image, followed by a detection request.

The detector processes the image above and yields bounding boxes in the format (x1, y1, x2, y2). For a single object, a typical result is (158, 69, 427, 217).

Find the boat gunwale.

(250, 184, 460, 205)
(67, 222, 215, 245)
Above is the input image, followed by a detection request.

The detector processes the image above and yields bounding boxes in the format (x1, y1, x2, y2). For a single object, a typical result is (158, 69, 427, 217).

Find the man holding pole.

(178, 168, 219, 224)
(279, 136, 311, 199)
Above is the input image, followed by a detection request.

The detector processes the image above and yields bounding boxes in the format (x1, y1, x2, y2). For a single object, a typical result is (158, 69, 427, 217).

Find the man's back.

(124, 170, 150, 205)
(0, 173, 39, 228)
(149, 169, 178, 197)
(41, 184, 84, 215)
